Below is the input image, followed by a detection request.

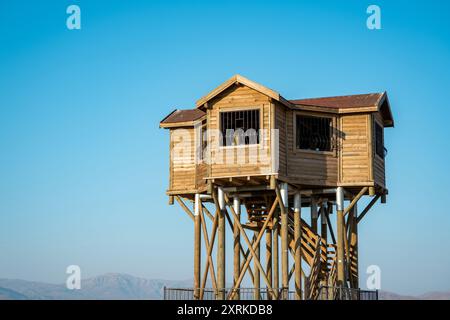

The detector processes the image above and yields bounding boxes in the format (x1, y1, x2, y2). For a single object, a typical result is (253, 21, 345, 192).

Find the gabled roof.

(161, 75, 394, 128)
(196, 74, 293, 109)
(159, 109, 205, 128)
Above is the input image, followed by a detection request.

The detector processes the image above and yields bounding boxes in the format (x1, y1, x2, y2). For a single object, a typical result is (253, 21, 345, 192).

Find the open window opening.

(220, 109, 260, 146)
(375, 122, 385, 158)
(296, 115, 332, 152)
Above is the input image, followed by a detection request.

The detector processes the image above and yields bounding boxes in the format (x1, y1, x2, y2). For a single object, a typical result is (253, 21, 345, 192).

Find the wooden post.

(194, 194, 201, 299)
(279, 182, 289, 299)
(233, 196, 241, 300)
(266, 227, 272, 298)
(320, 202, 328, 289)
(350, 203, 359, 288)
(293, 191, 302, 300)
(217, 187, 226, 299)
(273, 206, 279, 297)
(311, 197, 318, 234)
(254, 233, 261, 299)
(336, 187, 345, 288)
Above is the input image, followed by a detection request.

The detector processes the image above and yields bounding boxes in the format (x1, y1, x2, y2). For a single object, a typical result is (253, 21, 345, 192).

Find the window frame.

(293, 111, 336, 155)
(374, 119, 385, 161)
(218, 106, 263, 149)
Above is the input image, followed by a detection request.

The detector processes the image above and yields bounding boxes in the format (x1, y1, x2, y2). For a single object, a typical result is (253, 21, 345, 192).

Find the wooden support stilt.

(311, 197, 318, 234)
(325, 205, 336, 245)
(223, 209, 255, 282)
(199, 207, 219, 297)
(349, 203, 359, 288)
(320, 201, 328, 289)
(199, 206, 218, 293)
(273, 207, 280, 297)
(233, 196, 241, 300)
(266, 227, 272, 298)
(253, 233, 261, 300)
(336, 187, 345, 287)
(194, 194, 201, 299)
(226, 196, 278, 300)
(294, 191, 302, 300)
(217, 187, 226, 300)
(276, 182, 289, 299)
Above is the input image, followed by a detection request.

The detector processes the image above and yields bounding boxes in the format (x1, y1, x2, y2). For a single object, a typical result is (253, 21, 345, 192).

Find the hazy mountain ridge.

(0, 273, 448, 300)
(0, 273, 191, 300)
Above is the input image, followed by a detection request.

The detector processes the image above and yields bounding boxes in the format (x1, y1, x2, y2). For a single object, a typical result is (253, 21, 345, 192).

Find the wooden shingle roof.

(160, 75, 394, 128)
(290, 92, 394, 127)
(159, 109, 205, 128)
(290, 93, 383, 109)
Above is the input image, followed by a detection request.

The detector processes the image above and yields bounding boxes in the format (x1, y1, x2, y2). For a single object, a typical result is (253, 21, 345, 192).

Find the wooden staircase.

(243, 201, 352, 300)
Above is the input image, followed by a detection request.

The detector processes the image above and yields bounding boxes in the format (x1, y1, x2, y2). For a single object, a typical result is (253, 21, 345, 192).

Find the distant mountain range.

(0, 273, 448, 300)
(0, 273, 191, 300)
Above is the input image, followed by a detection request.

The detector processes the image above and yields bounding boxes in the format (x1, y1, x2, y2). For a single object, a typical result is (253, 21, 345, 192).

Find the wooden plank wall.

(372, 112, 386, 188)
(339, 114, 371, 184)
(275, 102, 288, 177)
(281, 108, 338, 186)
(208, 85, 273, 178)
(169, 127, 197, 192)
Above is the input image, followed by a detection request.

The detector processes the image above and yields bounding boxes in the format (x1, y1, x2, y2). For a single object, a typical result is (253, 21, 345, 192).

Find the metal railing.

(316, 286, 378, 300)
(163, 286, 377, 300)
(163, 287, 296, 300)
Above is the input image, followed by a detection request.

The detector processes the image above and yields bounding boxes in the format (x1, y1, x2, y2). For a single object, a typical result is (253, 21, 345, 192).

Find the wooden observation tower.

(159, 75, 393, 300)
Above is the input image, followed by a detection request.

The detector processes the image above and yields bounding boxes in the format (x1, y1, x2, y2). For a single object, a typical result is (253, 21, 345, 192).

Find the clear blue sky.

(1, 0, 450, 295)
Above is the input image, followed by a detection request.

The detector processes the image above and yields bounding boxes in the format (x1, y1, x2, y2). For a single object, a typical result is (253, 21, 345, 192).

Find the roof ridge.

(289, 92, 384, 102)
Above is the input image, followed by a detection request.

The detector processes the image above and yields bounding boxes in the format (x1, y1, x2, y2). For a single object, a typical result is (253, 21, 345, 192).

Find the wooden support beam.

(349, 204, 359, 288)
(275, 182, 289, 299)
(343, 187, 368, 217)
(226, 195, 279, 300)
(294, 191, 302, 300)
(198, 203, 217, 292)
(253, 233, 261, 300)
(336, 187, 345, 287)
(175, 196, 194, 221)
(357, 195, 381, 224)
(311, 197, 318, 233)
(194, 194, 201, 299)
(320, 201, 328, 289)
(233, 196, 241, 300)
(273, 206, 280, 295)
(223, 209, 255, 281)
(266, 227, 272, 295)
(217, 187, 226, 300)
(199, 207, 219, 297)
(201, 204, 214, 221)
(239, 239, 255, 283)
(326, 203, 336, 244)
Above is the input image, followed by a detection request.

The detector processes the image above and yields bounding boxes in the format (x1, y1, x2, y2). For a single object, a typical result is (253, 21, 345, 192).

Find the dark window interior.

(220, 109, 260, 146)
(375, 122, 384, 158)
(296, 115, 332, 151)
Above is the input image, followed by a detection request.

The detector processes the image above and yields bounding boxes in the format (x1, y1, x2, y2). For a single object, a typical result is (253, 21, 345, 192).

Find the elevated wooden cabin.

(160, 74, 393, 198)
(160, 75, 394, 300)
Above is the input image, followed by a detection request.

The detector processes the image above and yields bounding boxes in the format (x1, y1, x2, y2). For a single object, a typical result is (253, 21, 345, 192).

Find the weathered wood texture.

(170, 128, 196, 192)
(167, 83, 387, 193)
(207, 85, 273, 178)
(339, 114, 371, 184)
(277, 106, 338, 186)
(372, 112, 386, 188)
